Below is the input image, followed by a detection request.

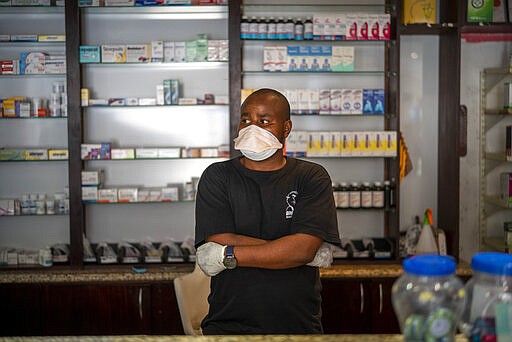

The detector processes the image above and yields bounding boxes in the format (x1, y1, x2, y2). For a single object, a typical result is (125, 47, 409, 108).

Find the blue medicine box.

(80, 46, 101, 63)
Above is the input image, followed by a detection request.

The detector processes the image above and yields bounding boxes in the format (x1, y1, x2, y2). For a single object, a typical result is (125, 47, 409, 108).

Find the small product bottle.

(249, 16, 259, 40)
(361, 182, 372, 208)
(339, 182, 350, 209)
(29, 193, 37, 215)
(294, 17, 304, 40)
(372, 181, 384, 208)
(384, 180, 394, 209)
(349, 182, 361, 209)
(240, 15, 249, 39)
(304, 16, 313, 40)
(258, 16, 268, 39)
(36, 193, 46, 215)
(46, 196, 55, 215)
(285, 17, 295, 40)
(332, 182, 340, 208)
(21, 194, 30, 215)
(276, 17, 286, 40)
(267, 17, 277, 39)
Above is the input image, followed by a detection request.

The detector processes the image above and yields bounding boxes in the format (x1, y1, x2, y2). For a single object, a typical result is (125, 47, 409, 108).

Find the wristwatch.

(223, 245, 237, 269)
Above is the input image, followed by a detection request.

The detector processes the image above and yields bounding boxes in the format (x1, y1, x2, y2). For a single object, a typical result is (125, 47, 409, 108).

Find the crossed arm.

(206, 232, 323, 269)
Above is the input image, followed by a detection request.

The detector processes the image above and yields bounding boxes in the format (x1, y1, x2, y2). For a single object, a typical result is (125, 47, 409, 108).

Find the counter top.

(0, 334, 469, 342)
(0, 262, 472, 284)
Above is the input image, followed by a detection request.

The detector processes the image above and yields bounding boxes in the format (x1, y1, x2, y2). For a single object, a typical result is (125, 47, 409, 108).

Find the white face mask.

(234, 125, 283, 161)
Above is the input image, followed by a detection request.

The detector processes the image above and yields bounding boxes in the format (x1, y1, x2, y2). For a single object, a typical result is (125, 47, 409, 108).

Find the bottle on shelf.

(294, 17, 304, 41)
(384, 179, 396, 209)
(361, 181, 372, 208)
(349, 182, 361, 209)
(276, 16, 286, 40)
(249, 16, 259, 40)
(339, 182, 350, 209)
(372, 181, 384, 208)
(267, 17, 277, 40)
(240, 15, 249, 39)
(285, 17, 295, 40)
(304, 16, 313, 40)
(258, 16, 268, 40)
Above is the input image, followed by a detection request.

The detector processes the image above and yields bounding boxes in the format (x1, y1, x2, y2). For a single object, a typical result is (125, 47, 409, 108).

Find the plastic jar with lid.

(459, 252, 512, 340)
(391, 254, 466, 342)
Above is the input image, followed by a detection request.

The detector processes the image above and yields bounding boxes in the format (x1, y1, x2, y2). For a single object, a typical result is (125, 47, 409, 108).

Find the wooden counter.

(0, 334, 468, 342)
(0, 262, 472, 284)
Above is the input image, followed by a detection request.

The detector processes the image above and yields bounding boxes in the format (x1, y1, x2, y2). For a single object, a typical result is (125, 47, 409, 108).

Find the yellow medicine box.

(403, 0, 436, 24)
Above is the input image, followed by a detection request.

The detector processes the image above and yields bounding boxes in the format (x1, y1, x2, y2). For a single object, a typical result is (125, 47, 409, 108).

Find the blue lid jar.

(403, 254, 457, 276)
(471, 252, 512, 276)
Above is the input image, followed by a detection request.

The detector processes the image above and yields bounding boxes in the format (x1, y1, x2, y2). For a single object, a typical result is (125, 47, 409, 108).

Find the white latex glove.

(307, 242, 334, 268)
(196, 242, 227, 277)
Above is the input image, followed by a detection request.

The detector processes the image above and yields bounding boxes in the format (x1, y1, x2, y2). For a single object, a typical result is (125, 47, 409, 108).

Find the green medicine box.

(467, 0, 493, 23)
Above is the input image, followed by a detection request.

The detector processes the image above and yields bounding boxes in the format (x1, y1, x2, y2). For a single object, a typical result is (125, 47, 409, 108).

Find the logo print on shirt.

(285, 191, 298, 219)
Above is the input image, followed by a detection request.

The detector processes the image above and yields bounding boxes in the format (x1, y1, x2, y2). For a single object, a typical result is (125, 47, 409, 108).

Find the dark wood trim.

(437, 29, 460, 259)
(65, 0, 84, 267)
(228, 0, 242, 157)
(385, 1, 400, 259)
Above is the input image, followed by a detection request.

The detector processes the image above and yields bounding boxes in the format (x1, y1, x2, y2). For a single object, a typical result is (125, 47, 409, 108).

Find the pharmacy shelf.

(82, 104, 228, 109)
(83, 200, 194, 205)
(0, 42, 65, 47)
(291, 113, 388, 117)
(81, 62, 228, 69)
(0, 116, 66, 120)
(242, 39, 387, 44)
(82, 156, 228, 161)
(0, 7, 64, 14)
(0, 74, 65, 78)
(81, 5, 228, 20)
(299, 155, 397, 159)
(0, 159, 67, 163)
(242, 70, 385, 75)
(0, 213, 69, 218)
(242, 3, 388, 9)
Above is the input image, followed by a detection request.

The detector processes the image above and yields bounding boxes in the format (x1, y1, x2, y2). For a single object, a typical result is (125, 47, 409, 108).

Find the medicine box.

(328, 131, 341, 156)
(98, 189, 118, 203)
(111, 149, 134, 160)
(368, 14, 380, 40)
(372, 89, 385, 114)
(104, 0, 134, 6)
(137, 189, 151, 202)
(118, 188, 138, 203)
(81, 143, 111, 160)
(12, 0, 51, 5)
(101, 45, 126, 63)
(319, 89, 331, 115)
(352, 89, 363, 114)
(0, 199, 18, 216)
(157, 147, 181, 159)
(162, 187, 179, 202)
(330, 89, 342, 114)
(151, 41, 163, 62)
(11, 35, 37, 42)
(345, 13, 358, 40)
(48, 149, 68, 160)
(501, 172, 512, 206)
(467, 0, 493, 23)
(80, 46, 101, 63)
(403, 0, 436, 24)
(200, 147, 218, 157)
(81, 170, 103, 186)
(334, 13, 346, 40)
(357, 13, 369, 40)
(332, 46, 354, 72)
(25, 149, 48, 160)
(81, 186, 98, 203)
(174, 42, 186, 62)
(164, 41, 175, 63)
(379, 14, 391, 40)
(126, 44, 150, 63)
(0, 149, 25, 161)
(136, 148, 158, 159)
(38, 35, 65, 42)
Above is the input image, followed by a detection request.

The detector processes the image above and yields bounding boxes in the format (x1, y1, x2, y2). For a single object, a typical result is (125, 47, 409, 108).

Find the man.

(195, 88, 341, 335)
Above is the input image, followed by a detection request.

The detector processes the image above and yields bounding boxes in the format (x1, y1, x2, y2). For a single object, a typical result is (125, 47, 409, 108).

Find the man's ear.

(284, 119, 292, 139)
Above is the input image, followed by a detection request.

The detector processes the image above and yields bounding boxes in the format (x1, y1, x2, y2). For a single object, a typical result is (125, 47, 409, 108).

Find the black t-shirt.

(195, 156, 340, 335)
